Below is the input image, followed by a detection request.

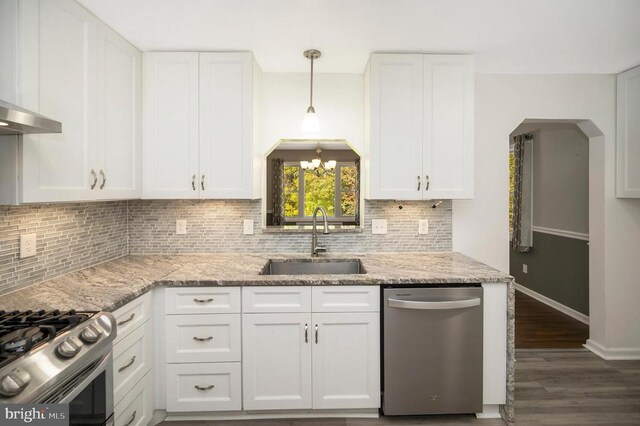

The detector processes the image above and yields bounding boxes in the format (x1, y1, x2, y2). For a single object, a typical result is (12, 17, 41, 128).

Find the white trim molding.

(515, 284, 589, 325)
(532, 226, 589, 241)
(585, 339, 640, 360)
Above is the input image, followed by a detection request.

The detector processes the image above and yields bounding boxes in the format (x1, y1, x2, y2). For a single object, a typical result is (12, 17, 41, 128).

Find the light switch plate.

(418, 219, 429, 235)
(243, 219, 254, 235)
(176, 219, 187, 235)
(371, 219, 387, 235)
(20, 233, 37, 258)
(523, 264, 528, 274)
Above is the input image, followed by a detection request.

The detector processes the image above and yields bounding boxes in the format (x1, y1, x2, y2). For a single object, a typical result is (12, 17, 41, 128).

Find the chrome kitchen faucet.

(311, 206, 329, 256)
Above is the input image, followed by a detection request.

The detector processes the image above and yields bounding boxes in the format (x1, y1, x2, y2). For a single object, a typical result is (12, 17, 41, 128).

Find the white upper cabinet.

(142, 52, 200, 199)
(19, 0, 99, 203)
(143, 52, 262, 200)
(365, 53, 474, 200)
(0, 0, 142, 204)
(94, 25, 142, 199)
(367, 54, 424, 200)
(617, 65, 640, 198)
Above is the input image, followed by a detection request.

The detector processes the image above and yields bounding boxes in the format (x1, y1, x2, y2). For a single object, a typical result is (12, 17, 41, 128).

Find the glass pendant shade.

(301, 107, 319, 132)
(325, 160, 337, 170)
(300, 160, 310, 169)
(311, 158, 321, 168)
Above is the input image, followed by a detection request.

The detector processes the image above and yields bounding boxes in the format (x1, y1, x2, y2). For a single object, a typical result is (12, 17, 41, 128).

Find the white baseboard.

(163, 409, 379, 422)
(515, 283, 589, 325)
(584, 339, 640, 360)
(475, 404, 501, 419)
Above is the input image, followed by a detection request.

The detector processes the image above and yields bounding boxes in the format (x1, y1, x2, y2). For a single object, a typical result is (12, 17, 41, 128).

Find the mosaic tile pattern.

(127, 199, 452, 254)
(0, 202, 128, 294)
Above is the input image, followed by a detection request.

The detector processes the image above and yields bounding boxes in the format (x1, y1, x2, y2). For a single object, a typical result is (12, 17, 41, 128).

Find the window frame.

(283, 161, 357, 223)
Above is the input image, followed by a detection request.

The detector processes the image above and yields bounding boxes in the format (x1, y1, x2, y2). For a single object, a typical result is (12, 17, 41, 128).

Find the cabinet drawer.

(113, 321, 153, 405)
(165, 287, 240, 314)
(114, 371, 153, 426)
(166, 362, 241, 412)
(312, 286, 380, 312)
(242, 286, 311, 313)
(113, 292, 151, 344)
(165, 314, 241, 363)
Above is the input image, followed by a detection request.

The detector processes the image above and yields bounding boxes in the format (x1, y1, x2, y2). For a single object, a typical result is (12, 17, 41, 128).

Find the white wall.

(261, 73, 364, 153)
(453, 74, 640, 356)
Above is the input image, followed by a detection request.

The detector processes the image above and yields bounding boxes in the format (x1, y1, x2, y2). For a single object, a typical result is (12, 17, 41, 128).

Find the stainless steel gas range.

(0, 310, 117, 425)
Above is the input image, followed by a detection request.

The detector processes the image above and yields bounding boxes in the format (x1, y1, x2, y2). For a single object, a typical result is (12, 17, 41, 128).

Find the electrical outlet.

(371, 219, 387, 235)
(176, 219, 187, 235)
(20, 233, 37, 258)
(418, 219, 429, 235)
(523, 264, 528, 274)
(243, 219, 254, 235)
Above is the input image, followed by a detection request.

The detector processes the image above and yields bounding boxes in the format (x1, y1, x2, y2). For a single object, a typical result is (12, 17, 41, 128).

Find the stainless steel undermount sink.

(260, 259, 366, 275)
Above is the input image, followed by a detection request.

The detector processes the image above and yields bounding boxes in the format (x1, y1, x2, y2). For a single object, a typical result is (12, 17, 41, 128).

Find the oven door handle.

(58, 352, 112, 404)
(387, 297, 481, 310)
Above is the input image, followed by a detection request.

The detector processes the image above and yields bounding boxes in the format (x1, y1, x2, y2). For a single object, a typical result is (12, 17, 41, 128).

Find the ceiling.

(276, 140, 352, 151)
(78, 0, 640, 74)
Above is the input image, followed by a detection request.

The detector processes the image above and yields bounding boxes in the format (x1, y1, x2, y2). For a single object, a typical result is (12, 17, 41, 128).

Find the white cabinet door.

(199, 52, 254, 199)
(311, 312, 380, 409)
(423, 55, 474, 199)
(94, 25, 141, 199)
(19, 0, 98, 202)
(242, 313, 312, 410)
(142, 52, 199, 199)
(367, 54, 424, 200)
(617, 65, 640, 198)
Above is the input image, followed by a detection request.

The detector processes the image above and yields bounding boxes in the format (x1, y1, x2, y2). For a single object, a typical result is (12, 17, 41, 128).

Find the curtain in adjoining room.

(511, 134, 533, 252)
(272, 159, 285, 226)
(354, 159, 361, 225)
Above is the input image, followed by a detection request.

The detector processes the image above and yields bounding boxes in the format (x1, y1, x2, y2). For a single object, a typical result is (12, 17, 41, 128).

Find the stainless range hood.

(0, 99, 62, 135)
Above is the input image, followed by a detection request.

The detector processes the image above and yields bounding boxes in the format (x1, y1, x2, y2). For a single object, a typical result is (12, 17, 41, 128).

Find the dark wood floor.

(159, 351, 640, 425)
(515, 290, 589, 349)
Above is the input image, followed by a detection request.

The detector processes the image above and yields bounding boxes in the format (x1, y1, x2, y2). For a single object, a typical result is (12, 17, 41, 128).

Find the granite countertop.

(0, 252, 513, 313)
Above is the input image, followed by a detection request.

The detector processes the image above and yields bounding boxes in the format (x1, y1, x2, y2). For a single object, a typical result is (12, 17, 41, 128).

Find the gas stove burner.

(0, 310, 96, 369)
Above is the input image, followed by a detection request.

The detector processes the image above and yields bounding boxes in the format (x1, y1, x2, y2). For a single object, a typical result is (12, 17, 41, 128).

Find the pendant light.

(301, 49, 321, 132)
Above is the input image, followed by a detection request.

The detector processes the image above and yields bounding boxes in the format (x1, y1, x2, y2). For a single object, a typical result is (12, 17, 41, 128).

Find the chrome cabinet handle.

(417, 175, 421, 191)
(90, 169, 98, 189)
(193, 298, 214, 304)
(123, 410, 137, 426)
(304, 324, 308, 343)
(99, 169, 106, 189)
(201, 174, 205, 191)
(195, 384, 215, 391)
(192, 174, 196, 191)
(315, 324, 319, 344)
(388, 297, 481, 310)
(117, 313, 135, 326)
(118, 355, 136, 373)
(193, 336, 213, 342)
(425, 175, 430, 191)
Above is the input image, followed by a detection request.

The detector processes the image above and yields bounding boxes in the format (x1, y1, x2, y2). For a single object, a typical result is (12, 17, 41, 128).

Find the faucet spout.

(311, 206, 330, 256)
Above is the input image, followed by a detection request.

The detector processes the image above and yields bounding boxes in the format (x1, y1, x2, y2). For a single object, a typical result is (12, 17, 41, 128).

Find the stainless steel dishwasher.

(382, 286, 483, 415)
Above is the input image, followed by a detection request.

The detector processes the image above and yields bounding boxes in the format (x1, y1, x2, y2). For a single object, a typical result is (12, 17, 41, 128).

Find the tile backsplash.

(0, 199, 452, 295)
(127, 199, 452, 254)
(0, 202, 128, 295)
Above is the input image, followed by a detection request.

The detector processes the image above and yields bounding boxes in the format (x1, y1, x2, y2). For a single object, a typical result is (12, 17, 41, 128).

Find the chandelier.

(300, 145, 336, 177)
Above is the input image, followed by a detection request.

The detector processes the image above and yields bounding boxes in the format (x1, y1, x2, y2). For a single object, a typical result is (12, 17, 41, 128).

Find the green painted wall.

(510, 231, 589, 315)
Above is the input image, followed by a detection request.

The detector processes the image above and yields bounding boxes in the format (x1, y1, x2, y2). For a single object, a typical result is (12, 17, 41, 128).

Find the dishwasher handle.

(387, 297, 481, 310)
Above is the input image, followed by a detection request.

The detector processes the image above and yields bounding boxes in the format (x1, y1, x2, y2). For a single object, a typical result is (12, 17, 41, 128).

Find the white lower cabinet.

(241, 287, 381, 412)
(113, 320, 153, 405)
(242, 313, 313, 410)
(166, 362, 242, 412)
(165, 313, 241, 363)
(114, 371, 154, 426)
(311, 312, 380, 409)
